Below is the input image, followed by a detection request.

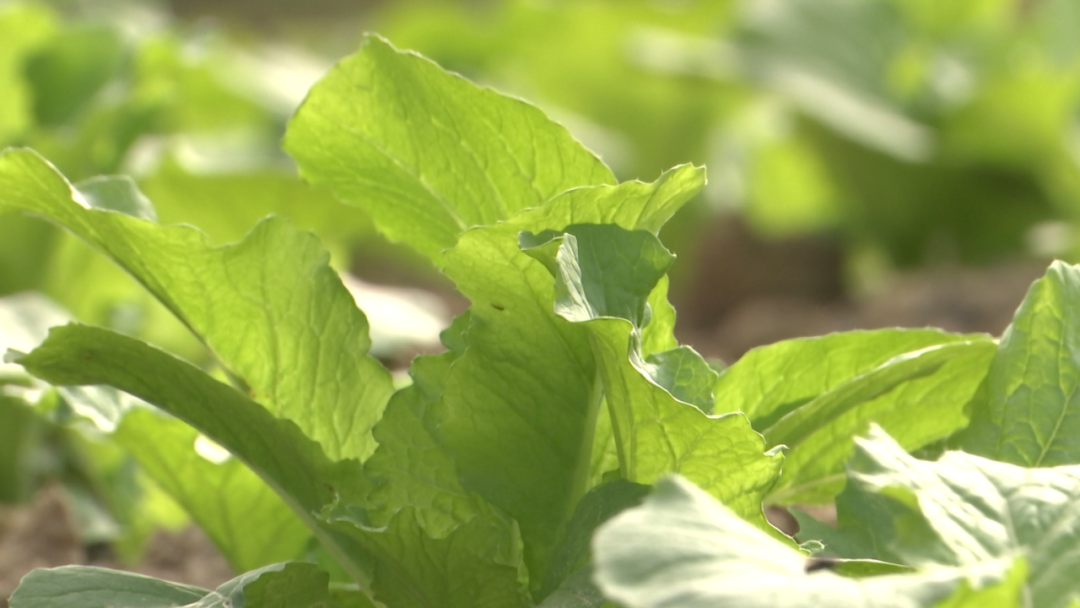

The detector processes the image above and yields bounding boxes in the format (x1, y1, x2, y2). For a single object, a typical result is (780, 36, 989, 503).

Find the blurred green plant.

(5, 0, 1080, 587)
(0, 1, 415, 567)
(373, 0, 1080, 270)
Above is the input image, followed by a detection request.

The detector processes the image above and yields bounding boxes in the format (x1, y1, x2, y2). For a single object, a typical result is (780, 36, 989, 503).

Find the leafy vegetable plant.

(3, 34, 1080, 608)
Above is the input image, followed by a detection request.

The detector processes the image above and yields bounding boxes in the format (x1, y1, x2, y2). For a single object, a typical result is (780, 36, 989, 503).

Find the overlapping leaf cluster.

(4, 32, 1080, 608)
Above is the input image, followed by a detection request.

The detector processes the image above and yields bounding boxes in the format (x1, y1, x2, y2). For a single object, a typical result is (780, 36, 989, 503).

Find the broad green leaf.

(810, 425, 1080, 608)
(37, 231, 208, 364)
(284, 34, 615, 263)
(362, 353, 477, 536)
(539, 479, 651, 600)
(323, 503, 529, 608)
(592, 475, 1024, 608)
(15, 324, 373, 583)
(54, 384, 307, 567)
(282, 34, 704, 591)
(640, 274, 677, 356)
(21, 324, 532, 607)
(0, 149, 393, 462)
(209, 562, 338, 608)
(522, 225, 784, 535)
(0, 291, 307, 570)
(394, 166, 704, 583)
(9, 562, 338, 608)
(9, 566, 206, 608)
(357, 350, 532, 608)
(115, 409, 312, 572)
(519, 226, 674, 328)
(640, 346, 719, 412)
(764, 339, 996, 504)
(714, 329, 984, 427)
(425, 217, 599, 581)
(958, 261, 1080, 466)
(588, 399, 619, 487)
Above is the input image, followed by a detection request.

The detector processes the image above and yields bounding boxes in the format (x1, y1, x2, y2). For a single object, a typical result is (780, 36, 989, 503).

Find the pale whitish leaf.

(811, 426, 1080, 608)
(9, 562, 338, 608)
(592, 475, 1024, 608)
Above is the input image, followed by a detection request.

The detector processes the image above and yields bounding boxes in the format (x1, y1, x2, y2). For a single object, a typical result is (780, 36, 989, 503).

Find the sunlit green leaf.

(284, 34, 615, 263)
(959, 261, 1080, 466)
(0, 149, 393, 462)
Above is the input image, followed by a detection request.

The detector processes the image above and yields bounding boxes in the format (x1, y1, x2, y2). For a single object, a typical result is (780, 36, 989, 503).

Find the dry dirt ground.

(0, 486, 231, 606)
(0, 247, 1048, 604)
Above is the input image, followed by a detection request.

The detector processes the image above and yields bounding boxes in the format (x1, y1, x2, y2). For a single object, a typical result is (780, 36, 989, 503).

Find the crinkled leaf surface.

(806, 426, 1080, 608)
(0, 148, 393, 462)
(592, 475, 1024, 608)
(286, 30, 706, 587)
(362, 352, 477, 535)
(370, 166, 704, 586)
(284, 34, 615, 263)
(323, 501, 529, 608)
(640, 346, 719, 412)
(9, 562, 338, 608)
(764, 339, 996, 504)
(349, 348, 531, 608)
(521, 224, 785, 535)
(209, 562, 338, 608)
(284, 39, 706, 603)
(958, 261, 1080, 466)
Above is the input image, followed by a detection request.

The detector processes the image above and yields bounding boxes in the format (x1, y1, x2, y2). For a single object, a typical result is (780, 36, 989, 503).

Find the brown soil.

(0, 486, 232, 607)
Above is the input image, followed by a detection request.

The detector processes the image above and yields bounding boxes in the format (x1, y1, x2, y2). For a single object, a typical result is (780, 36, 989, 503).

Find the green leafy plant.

(4, 33, 1080, 608)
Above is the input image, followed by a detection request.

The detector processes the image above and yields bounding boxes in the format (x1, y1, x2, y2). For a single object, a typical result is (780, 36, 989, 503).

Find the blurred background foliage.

(2, 0, 1080, 579)
(4, 0, 1080, 321)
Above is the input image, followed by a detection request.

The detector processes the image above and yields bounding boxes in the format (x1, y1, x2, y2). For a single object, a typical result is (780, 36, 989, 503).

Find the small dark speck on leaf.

(491, 303, 505, 311)
(804, 557, 841, 573)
